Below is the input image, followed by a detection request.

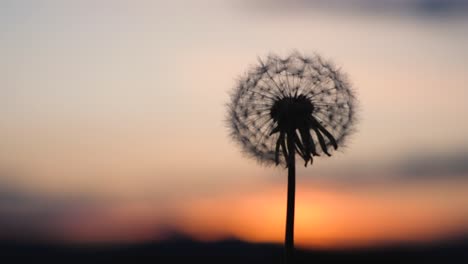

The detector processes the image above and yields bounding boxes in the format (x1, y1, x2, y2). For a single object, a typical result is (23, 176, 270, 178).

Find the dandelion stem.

(285, 132, 296, 264)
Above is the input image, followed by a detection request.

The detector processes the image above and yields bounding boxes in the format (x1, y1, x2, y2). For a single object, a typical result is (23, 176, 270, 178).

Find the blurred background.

(1, 0, 468, 252)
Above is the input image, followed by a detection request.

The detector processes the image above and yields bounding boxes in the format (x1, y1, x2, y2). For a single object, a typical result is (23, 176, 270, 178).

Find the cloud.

(397, 151, 468, 179)
(297, 149, 468, 189)
(0, 182, 101, 241)
(246, 0, 468, 17)
(0, 176, 175, 243)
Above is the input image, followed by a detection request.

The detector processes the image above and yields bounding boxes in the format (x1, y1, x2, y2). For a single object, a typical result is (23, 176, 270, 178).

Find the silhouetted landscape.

(2, 234, 467, 263)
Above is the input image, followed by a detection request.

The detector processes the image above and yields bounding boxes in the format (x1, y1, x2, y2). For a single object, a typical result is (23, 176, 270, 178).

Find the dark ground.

(1, 235, 467, 264)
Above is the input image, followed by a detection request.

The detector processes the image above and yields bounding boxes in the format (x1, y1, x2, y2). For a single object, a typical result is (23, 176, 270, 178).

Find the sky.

(1, 0, 468, 248)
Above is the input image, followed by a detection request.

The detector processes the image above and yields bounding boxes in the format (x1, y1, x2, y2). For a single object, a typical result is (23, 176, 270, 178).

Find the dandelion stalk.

(285, 132, 296, 263)
(228, 52, 357, 264)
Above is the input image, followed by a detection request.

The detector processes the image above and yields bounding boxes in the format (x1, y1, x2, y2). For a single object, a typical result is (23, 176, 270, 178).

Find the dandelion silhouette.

(227, 52, 357, 263)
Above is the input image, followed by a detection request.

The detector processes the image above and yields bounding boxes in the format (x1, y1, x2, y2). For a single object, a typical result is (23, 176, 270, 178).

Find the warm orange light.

(171, 180, 468, 249)
(56, 178, 468, 249)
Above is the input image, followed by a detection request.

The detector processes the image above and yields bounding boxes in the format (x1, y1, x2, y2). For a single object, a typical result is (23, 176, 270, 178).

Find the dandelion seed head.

(228, 52, 358, 166)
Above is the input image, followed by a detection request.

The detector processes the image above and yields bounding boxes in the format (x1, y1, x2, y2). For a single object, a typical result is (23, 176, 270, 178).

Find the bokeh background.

(1, 0, 468, 250)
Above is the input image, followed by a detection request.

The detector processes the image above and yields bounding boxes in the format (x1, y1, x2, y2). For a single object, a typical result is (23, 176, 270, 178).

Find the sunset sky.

(1, 0, 468, 249)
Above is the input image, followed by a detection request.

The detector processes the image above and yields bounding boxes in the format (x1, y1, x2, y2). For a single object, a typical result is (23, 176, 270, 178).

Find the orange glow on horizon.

(171, 180, 468, 249)
(53, 178, 468, 249)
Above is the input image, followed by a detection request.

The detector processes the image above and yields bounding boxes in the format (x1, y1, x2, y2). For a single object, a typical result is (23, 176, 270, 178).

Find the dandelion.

(227, 52, 357, 263)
